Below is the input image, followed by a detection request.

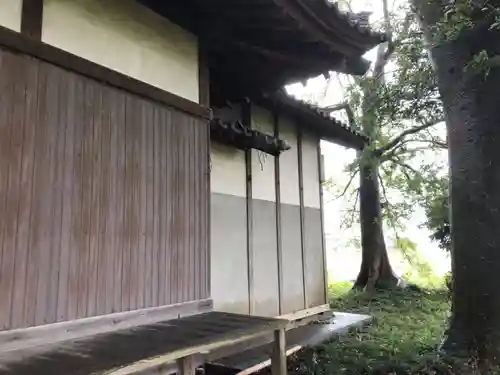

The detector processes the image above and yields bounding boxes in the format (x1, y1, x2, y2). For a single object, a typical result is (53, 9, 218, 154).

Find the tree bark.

(414, 1, 500, 363)
(353, 161, 399, 291)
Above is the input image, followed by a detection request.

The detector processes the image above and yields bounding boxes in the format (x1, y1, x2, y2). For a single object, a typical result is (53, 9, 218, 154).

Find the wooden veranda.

(0, 312, 288, 375)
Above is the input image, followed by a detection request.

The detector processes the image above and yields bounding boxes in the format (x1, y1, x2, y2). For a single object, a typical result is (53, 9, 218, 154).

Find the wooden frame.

(296, 126, 309, 309)
(274, 112, 284, 315)
(210, 119, 290, 156)
(280, 304, 330, 322)
(0, 25, 211, 120)
(243, 100, 255, 315)
(198, 44, 210, 107)
(0, 299, 213, 353)
(105, 323, 288, 375)
(271, 329, 287, 375)
(21, 0, 43, 40)
(207, 305, 332, 363)
(282, 305, 331, 330)
(318, 146, 329, 304)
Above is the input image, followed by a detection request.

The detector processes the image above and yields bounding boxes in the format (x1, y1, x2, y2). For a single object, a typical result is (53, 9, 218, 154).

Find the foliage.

(422, 0, 500, 76)
(422, 179, 451, 252)
(326, 3, 448, 266)
(287, 283, 454, 374)
(395, 237, 438, 282)
(434, 0, 500, 41)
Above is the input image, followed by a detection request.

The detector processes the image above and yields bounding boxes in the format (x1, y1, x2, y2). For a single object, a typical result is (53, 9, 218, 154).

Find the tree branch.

(391, 159, 420, 176)
(329, 168, 359, 201)
(342, 188, 360, 229)
(381, 140, 447, 164)
(375, 118, 445, 156)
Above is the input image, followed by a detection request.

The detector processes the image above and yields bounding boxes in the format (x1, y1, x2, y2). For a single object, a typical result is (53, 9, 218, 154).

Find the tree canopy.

(318, 1, 448, 286)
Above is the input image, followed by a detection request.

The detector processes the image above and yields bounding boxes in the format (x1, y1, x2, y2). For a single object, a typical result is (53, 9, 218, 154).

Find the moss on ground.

(287, 283, 464, 375)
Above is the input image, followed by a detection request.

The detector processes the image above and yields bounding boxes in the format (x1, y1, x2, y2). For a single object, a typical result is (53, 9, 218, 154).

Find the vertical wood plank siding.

(0, 47, 209, 330)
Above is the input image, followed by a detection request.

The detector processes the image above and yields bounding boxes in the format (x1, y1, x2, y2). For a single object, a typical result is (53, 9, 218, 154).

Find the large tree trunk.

(353, 162, 399, 291)
(415, 2, 500, 363)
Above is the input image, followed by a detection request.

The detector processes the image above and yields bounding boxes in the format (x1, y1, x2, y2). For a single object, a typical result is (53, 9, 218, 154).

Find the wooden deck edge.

(217, 313, 373, 375)
(279, 304, 331, 330)
(104, 331, 279, 375)
(206, 305, 333, 365)
(86, 307, 335, 375)
(0, 299, 213, 353)
(278, 304, 330, 321)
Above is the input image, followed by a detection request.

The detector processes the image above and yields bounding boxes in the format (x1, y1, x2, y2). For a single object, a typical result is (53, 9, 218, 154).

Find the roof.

(141, 0, 387, 94)
(259, 90, 368, 150)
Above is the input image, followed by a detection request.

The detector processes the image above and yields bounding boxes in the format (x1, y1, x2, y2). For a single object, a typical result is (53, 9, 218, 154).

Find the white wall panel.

(252, 106, 276, 202)
(210, 143, 246, 198)
(279, 116, 300, 206)
(42, 0, 199, 102)
(302, 132, 321, 209)
(0, 0, 21, 32)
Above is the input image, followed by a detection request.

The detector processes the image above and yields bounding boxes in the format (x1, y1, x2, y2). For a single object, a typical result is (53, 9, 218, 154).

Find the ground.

(284, 282, 477, 375)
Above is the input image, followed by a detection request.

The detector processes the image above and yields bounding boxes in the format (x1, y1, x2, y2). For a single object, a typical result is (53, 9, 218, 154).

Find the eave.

(259, 91, 368, 150)
(140, 0, 387, 93)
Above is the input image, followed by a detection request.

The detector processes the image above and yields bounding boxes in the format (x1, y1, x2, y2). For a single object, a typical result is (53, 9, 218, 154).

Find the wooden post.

(271, 329, 287, 375)
(21, 0, 44, 40)
(317, 142, 328, 305)
(242, 99, 255, 315)
(297, 126, 308, 309)
(274, 112, 284, 315)
(177, 355, 198, 375)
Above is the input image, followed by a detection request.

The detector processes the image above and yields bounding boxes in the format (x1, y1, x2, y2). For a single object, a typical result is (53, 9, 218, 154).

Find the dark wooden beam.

(317, 142, 328, 305)
(243, 100, 255, 315)
(212, 37, 331, 69)
(297, 126, 308, 309)
(210, 119, 290, 156)
(0, 25, 211, 120)
(272, 0, 357, 56)
(21, 0, 43, 40)
(198, 45, 210, 107)
(138, 0, 198, 34)
(274, 112, 284, 315)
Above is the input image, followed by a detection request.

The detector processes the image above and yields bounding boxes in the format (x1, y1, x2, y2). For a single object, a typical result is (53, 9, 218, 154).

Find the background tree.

(423, 176, 450, 252)
(321, 1, 446, 290)
(412, 0, 500, 365)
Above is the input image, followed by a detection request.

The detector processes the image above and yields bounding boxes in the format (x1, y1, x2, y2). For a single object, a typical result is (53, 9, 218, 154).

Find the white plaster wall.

(211, 106, 248, 313)
(0, 0, 21, 32)
(42, 0, 199, 102)
(279, 116, 300, 206)
(211, 143, 246, 198)
(211, 194, 249, 314)
(252, 106, 276, 202)
(302, 132, 321, 209)
(211, 104, 246, 197)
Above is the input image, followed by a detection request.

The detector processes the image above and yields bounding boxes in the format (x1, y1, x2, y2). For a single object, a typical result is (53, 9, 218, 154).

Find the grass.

(290, 282, 452, 375)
